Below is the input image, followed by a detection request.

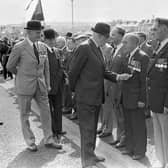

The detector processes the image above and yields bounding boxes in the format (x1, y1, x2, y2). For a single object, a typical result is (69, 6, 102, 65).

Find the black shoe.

(58, 131, 67, 135)
(132, 154, 145, 160)
(109, 140, 119, 145)
(115, 142, 126, 148)
(69, 113, 78, 120)
(94, 155, 105, 162)
(45, 142, 62, 149)
(27, 144, 38, 152)
(121, 150, 133, 156)
(99, 132, 112, 138)
(0, 122, 3, 125)
(62, 107, 72, 114)
(96, 129, 103, 135)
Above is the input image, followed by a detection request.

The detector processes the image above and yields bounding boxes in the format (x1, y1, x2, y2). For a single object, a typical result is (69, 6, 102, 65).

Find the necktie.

(33, 43, 40, 64)
(51, 48, 54, 53)
(97, 47, 102, 54)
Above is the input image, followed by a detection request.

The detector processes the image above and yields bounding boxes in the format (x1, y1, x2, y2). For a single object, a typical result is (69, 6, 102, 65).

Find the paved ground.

(0, 77, 160, 168)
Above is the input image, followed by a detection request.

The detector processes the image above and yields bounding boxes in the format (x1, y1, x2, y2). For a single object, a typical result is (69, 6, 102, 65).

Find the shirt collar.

(130, 47, 139, 58)
(26, 37, 33, 47)
(91, 38, 99, 48)
(45, 44, 54, 53)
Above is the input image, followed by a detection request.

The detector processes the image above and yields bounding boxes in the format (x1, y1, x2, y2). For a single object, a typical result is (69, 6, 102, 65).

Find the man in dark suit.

(148, 18, 168, 168)
(118, 33, 149, 160)
(68, 22, 132, 168)
(43, 29, 66, 137)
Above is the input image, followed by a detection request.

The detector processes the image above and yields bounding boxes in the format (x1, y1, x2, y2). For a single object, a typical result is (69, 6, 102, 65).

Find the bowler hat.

(91, 22, 110, 37)
(24, 20, 44, 30)
(43, 28, 58, 39)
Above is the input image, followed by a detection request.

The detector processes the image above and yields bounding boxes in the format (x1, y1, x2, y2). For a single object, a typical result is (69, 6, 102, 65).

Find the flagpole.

(71, 0, 74, 31)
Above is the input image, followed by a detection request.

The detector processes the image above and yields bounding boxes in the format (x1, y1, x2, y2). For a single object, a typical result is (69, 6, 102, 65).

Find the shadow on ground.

(6, 146, 65, 168)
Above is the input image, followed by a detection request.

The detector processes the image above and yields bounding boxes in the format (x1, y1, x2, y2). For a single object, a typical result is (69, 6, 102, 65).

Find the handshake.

(117, 73, 133, 81)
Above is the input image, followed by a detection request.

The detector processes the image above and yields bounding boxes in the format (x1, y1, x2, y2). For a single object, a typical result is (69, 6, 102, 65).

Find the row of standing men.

(6, 18, 168, 168)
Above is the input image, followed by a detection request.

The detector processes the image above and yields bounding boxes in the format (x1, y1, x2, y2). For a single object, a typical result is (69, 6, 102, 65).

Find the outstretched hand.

(117, 73, 133, 81)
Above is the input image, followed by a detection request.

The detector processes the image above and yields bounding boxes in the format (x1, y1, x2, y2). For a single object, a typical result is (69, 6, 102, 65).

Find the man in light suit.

(68, 22, 132, 168)
(7, 20, 62, 151)
(98, 43, 114, 138)
(109, 27, 126, 149)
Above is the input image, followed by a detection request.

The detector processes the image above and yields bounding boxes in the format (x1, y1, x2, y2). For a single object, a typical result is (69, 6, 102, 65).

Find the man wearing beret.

(43, 28, 66, 138)
(148, 18, 168, 168)
(68, 22, 132, 168)
(7, 20, 62, 151)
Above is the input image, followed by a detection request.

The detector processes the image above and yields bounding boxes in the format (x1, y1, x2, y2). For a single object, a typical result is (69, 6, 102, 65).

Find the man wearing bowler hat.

(7, 20, 62, 151)
(69, 22, 132, 168)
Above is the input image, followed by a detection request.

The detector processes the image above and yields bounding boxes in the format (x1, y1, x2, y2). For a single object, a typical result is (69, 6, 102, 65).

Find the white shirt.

(45, 44, 54, 53)
(156, 38, 168, 54)
(113, 43, 123, 58)
(26, 37, 33, 47)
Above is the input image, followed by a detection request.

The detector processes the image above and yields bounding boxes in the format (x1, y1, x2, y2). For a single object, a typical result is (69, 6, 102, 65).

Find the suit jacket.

(47, 48, 64, 95)
(68, 39, 117, 106)
(7, 39, 50, 95)
(148, 42, 168, 113)
(119, 49, 149, 109)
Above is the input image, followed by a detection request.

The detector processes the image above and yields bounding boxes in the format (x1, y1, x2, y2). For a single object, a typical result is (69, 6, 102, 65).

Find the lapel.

(129, 48, 139, 63)
(147, 42, 168, 74)
(89, 39, 105, 65)
(22, 39, 36, 59)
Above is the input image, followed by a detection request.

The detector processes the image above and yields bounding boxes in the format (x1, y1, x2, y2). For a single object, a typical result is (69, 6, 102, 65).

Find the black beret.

(43, 28, 58, 39)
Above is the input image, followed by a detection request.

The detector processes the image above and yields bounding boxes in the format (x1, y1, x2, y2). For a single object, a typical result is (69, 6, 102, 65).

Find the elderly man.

(119, 33, 149, 160)
(69, 22, 132, 168)
(7, 20, 62, 151)
(148, 18, 168, 168)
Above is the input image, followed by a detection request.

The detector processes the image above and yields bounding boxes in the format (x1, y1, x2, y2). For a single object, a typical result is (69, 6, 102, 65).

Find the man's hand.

(138, 101, 145, 108)
(117, 73, 132, 81)
(65, 77, 69, 85)
(47, 86, 51, 92)
(164, 106, 168, 114)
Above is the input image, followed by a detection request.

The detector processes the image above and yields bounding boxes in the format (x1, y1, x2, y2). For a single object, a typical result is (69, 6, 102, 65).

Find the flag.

(25, 0, 34, 10)
(31, 0, 44, 21)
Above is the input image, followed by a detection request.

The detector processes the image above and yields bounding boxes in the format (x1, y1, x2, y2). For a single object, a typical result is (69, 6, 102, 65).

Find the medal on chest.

(155, 58, 168, 71)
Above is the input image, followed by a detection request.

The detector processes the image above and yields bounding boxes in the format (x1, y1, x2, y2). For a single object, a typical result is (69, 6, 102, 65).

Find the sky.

(0, 0, 168, 25)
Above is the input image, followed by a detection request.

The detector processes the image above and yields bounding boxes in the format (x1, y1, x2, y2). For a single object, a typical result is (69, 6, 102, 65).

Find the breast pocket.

(39, 55, 47, 65)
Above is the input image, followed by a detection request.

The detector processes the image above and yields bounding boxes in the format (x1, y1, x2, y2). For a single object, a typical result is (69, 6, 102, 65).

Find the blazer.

(148, 42, 168, 113)
(7, 39, 50, 95)
(47, 48, 64, 95)
(119, 49, 149, 109)
(68, 39, 117, 106)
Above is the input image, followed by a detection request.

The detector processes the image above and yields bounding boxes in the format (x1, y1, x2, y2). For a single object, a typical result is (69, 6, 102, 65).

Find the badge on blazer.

(155, 58, 167, 71)
(128, 60, 141, 73)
